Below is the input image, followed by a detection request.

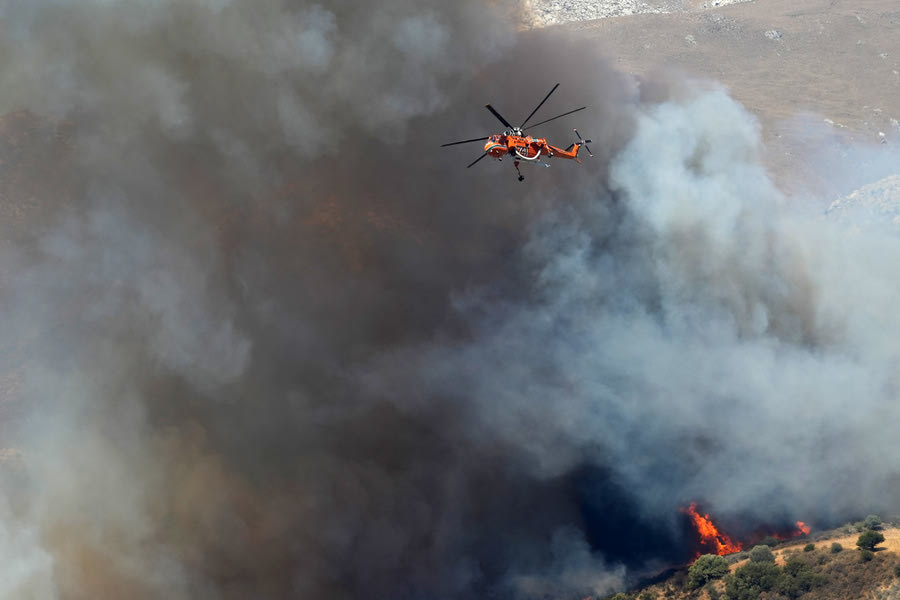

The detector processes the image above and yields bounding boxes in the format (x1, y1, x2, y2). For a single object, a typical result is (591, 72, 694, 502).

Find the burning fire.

(682, 504, 812, 561)
(775, 521, 810, 539)
(682, 503, 743, 556)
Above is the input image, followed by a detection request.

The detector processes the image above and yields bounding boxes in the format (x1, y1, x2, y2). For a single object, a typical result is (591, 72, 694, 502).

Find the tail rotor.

(574, 129, 593, 157)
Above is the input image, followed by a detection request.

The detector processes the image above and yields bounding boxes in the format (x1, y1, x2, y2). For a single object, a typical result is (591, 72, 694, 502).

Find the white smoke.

(0, 500, 56, 600)
(398, 84, 900, 533)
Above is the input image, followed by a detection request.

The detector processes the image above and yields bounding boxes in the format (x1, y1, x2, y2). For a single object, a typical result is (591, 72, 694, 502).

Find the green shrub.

(864, 514, 883, 530)
(749, 544, 775, 564)
(830, 542, 843, 553)
(860, 549, 874, 562)
(803, 543, 815, 552)
(857, 530, 886, 551)
(758, 535, 779, 547)
(725, 561, 781, 600)
(894, 563, 900, 578)
(688, 554, 730, 588)
(776, 556, 827, 599)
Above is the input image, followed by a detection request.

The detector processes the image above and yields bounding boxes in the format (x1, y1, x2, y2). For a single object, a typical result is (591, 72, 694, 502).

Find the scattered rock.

(765, 29, 782, 40)
(519, 0, 754, 28)
(522, 1, 665, 27)
(701, 12, 743, 34)
(701, 0, 752, 7)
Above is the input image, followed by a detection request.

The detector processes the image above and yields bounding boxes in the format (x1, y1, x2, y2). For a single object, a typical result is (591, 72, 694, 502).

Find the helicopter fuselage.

(483, 132, 582, 164)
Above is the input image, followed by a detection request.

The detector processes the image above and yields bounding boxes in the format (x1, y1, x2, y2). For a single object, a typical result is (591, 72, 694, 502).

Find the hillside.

(611, 524, 900, 600)
(542, 0, 900, 196)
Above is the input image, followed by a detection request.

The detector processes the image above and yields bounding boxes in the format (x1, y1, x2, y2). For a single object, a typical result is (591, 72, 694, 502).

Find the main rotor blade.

(467, 153, 489, 168)
(485, 104, 513, 129)
(522, 106, 587, 131)
(441, 136, 489, 147)
(519, 83, 559, 129)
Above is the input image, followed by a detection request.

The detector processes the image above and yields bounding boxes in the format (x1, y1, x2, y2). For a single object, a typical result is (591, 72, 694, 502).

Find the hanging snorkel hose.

(514, 147, 542, 161)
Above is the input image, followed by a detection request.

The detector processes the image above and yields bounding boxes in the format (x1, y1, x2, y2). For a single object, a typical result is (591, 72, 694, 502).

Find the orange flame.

(774, 521, 811, 540)
(682, 503, 743, 556)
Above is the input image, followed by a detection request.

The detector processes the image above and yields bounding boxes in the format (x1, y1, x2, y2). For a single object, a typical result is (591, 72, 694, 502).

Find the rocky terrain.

(521, 0, 753, 27)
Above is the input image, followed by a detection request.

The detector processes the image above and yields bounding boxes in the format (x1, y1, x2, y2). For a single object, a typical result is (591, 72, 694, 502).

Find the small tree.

(749, 544, 775, 563)
(687, 554, 730, 588)
(830, 542, 843, 553)
(857, 530, 886, 551)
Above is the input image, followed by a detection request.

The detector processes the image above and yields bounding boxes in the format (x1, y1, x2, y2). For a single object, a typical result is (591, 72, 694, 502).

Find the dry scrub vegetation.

(601, 522, 900, 600)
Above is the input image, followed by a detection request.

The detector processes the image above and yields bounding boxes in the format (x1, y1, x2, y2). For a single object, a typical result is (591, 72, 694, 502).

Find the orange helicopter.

(441, 83, 592, 181)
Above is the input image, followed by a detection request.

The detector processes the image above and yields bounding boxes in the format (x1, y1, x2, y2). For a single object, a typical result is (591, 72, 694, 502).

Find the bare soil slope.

(812, 526, 900, 555)
(564, 0, 900, 191)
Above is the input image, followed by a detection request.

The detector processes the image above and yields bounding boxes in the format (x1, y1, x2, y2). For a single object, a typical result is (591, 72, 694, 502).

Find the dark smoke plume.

(1, 1, 900, 599)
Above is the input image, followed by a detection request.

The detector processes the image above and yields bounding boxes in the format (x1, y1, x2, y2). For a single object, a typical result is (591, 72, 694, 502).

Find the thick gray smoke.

(2, 1, 900, 599)
(383, 85, 900, 523)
